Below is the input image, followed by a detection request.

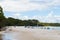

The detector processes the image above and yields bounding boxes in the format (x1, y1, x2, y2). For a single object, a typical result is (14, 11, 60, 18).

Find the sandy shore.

(3, 27, 60, 40)
(0, 31, 4, 40)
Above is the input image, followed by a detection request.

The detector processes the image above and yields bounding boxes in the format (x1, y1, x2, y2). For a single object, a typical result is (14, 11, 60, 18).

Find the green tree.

(0, 6, 5, 30)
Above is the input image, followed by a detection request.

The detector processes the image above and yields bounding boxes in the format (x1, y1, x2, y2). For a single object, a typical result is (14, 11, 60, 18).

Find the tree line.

(5, 17, 40, 26)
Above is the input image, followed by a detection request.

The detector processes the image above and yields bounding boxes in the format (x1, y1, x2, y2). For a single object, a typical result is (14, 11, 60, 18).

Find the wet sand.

(0, 31, 4, 40)
(4, 27, 60, 40)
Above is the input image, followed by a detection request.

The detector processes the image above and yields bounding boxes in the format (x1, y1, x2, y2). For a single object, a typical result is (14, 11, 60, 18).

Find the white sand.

(3, 27, 60, 40)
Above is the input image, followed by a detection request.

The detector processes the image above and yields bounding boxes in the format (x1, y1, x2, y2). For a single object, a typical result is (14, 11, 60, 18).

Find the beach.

(0, 31, 4, 40)
(2, 27, 60, 40)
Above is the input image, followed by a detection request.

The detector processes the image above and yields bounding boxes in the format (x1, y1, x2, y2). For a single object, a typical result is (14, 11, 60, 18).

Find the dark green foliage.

(41, 23, 60, 26)
(4, 18, 60, 26)
(5, 18, 39, 26)
(5, 17, 23, 26)
(21, 19, 39, 26)
(0, 6, 6, 30)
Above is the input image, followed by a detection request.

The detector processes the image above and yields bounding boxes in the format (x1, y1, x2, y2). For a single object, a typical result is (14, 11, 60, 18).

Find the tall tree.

(0, 6, 5, 30)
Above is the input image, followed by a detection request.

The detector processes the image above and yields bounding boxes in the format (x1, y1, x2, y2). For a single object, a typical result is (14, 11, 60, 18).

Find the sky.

(0, 0, 60, 23)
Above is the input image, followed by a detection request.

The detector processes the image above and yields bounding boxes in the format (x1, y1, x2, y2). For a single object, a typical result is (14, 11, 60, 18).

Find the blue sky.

(0, 0, 60, 23)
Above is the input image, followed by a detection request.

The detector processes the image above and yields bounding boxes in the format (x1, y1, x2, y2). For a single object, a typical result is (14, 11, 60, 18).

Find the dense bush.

(0, 6, 6, 30)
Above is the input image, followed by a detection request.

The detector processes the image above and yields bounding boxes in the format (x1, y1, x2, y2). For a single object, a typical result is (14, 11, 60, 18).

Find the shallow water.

(25, 26, 60, 30)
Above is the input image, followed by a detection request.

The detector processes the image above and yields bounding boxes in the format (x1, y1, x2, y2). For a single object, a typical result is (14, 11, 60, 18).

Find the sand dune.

(3, 27, 60, 40)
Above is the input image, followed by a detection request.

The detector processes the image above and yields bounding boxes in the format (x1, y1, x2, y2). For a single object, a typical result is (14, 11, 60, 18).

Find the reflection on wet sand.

(0, 32, 3, 40)
(2, 27, 60, 40)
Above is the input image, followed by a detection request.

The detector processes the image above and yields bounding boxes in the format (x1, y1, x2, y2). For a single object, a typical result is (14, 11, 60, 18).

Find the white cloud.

(22, 16, 29, 20)
(44, 11, 60, 23)
(29, 11, 60, 23)
(0, 0, 40, 12)
(8, 13, 21, 19)
(0, 0, 60, 12)
(9, 13, 29, 20)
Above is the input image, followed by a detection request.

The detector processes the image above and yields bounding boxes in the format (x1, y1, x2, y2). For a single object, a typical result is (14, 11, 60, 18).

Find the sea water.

(25, 26, 60, 30)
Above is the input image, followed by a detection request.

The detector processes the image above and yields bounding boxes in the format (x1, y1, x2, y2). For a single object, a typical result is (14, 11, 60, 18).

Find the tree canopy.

(0, 6, 6, 30)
